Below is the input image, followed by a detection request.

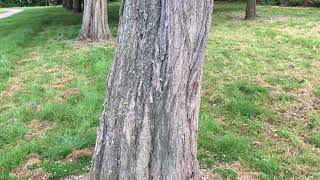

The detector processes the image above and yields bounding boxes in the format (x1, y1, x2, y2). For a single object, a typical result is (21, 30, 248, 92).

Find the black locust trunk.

(91, 0, 214, 179)
(78, 0, 112, 41)
(245, 0, 256, 20)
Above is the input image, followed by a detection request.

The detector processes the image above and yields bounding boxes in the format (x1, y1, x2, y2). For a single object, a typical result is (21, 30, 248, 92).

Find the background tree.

(78, 0, 112, 41)
(63, 0, 73, 10)
(72, 0, 82, 13)
(245, 0, 256, 20)
(90, 0, 214, 179)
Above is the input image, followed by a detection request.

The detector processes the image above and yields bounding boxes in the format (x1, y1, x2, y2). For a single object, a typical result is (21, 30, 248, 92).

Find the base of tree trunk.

(73, 0, 82, 13)
(78, 0, 112, 41)
(245, 16, 256, 20)
(245, 0, 256, 20)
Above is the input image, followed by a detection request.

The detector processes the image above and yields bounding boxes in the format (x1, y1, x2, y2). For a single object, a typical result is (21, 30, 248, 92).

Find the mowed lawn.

(0, 2, 319, 179)
(0, 9, 8, 14)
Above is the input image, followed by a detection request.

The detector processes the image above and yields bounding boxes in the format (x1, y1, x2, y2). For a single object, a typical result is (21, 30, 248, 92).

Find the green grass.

(0, 4, 119, 179)
(198, 2, 320, 179)
(1, 2, 320, 179)
(310, 133, 320, 147)
(213, 168, 238, 180)
(0, 9, 7, 14)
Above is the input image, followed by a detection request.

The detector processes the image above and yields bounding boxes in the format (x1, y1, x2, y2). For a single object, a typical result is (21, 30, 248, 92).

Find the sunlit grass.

(199, 2, 320, 179)
(0, 9, 8, 14)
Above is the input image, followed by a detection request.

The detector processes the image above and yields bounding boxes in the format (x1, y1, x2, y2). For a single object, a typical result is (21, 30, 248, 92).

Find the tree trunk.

(73, 0, 82, 13)
(90, 0, 214, 179)
(245, 0, 256, 20)
(64, 0, 73, 10)
(62, 0, 66, 8)
(78, 0, 112, 41)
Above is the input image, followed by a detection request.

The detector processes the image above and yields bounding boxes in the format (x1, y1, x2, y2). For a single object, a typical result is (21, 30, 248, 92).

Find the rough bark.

(72, 0, 82, 13)
(78, 0, 112, 41)
(91, 0, 214, 179)
(245, 0, 256, 20)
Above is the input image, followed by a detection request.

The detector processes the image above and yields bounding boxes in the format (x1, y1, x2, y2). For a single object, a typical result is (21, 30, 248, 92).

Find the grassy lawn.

(0, 9, 8, 14)
(0, 2, 319, 179)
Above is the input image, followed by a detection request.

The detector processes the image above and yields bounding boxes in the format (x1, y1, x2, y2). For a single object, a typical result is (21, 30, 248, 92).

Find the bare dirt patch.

(32, 65, 74, 90)
(50, 66, 74, 90)
(11, 166, 29, 179)
(200, 169, 219, 180)
(11, 154, 51, 180)
(278, 25, 320, 38)
(65, 148, 94, 162)
(25, 120, 53, 140)
(58, 88, 80, 103)
(66, 173, 90, 180)
(278, 27, 302, 36)
(0, 77, 22, 99)
(11, 168, 51, 180)
(257, 79, 319, 121)
(32, 64, 79, 103)
(265, 16, 291, 23)
(25, 154, 41, 167)
(68, 39, 116, 50)
(310, 25, 320, 34)
(30, 169, 52, 180)
(53, 77, 73, 89)
(284, 87, 320, 120)
(212, 161, 262, 179)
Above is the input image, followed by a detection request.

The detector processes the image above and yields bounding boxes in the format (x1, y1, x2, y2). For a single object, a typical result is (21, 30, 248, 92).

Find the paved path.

(0, 9, 23, 19)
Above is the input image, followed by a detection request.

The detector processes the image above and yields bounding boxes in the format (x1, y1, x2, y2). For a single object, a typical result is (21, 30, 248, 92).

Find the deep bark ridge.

(91, 0, 214, 179)
(78, 0, 112, 41)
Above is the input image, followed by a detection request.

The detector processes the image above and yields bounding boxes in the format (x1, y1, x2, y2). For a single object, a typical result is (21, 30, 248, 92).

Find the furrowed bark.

(78, 0, 112, 41)
(91, 0, 214, 179)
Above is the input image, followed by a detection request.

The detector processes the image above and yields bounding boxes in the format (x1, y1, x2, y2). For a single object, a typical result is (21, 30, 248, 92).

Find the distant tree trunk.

(72, 0, 82, 13)
(78, 0, 112, 41)
(62, 0, 66, 8)
(245, 0, 256, 20)
(90, 0, 214, 179)
(64, 0, 73, 10)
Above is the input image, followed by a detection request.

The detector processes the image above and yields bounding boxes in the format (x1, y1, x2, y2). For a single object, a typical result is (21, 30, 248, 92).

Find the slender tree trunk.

(245, 0, 256, 20)
(90, 0, 214, 179)
(64, 0, 73, 10)
(78, 0, 112, 41)
(62, 0, 66, 8)
(80, 0, 83, 11)
(73, 0, 82, 13)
